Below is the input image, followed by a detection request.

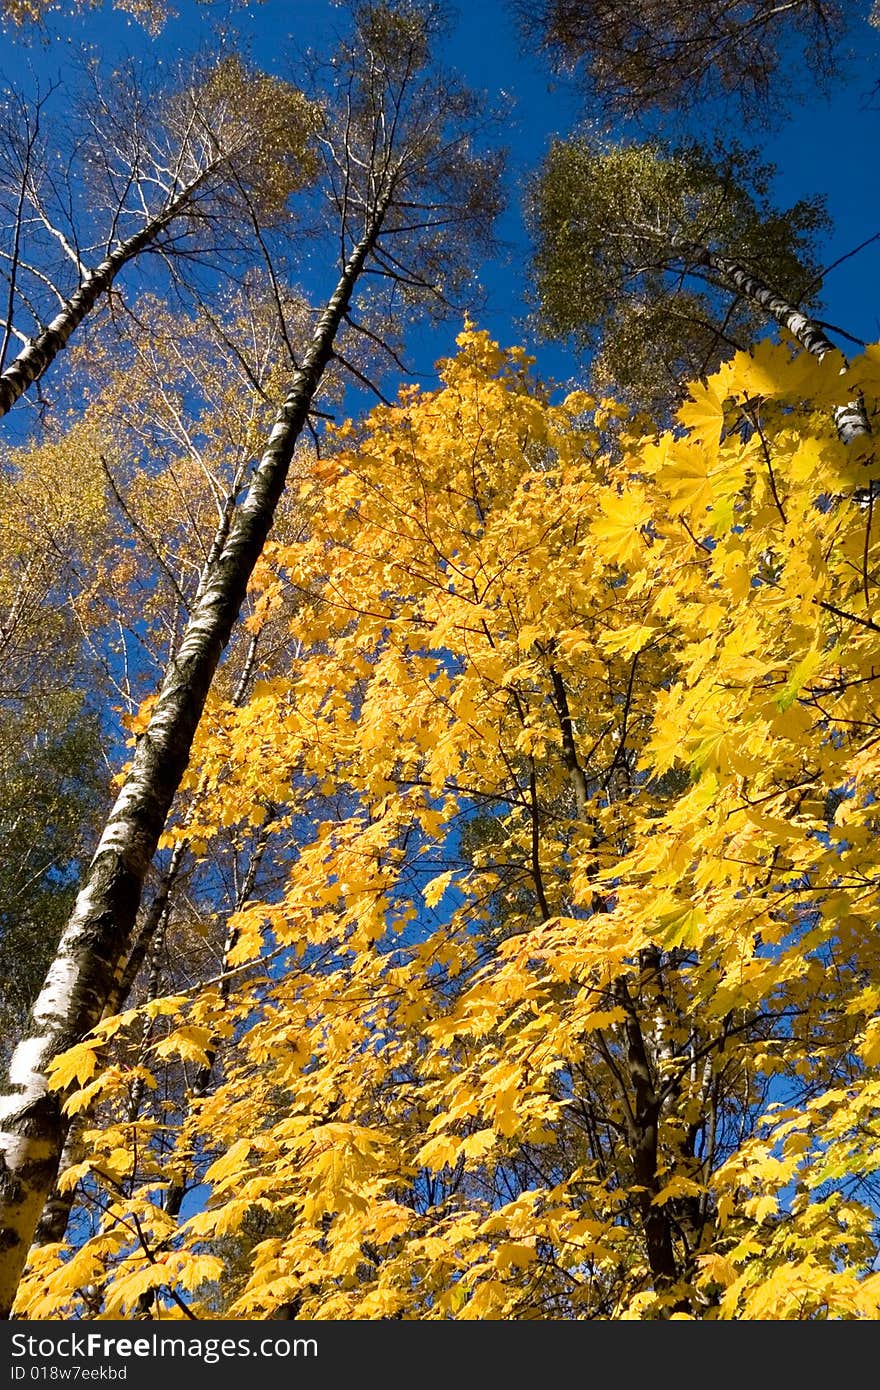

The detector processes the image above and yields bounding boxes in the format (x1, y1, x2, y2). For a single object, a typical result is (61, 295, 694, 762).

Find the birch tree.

(17, 287, 320, 1259)
(530, 135, 871, 439)
(0, 0, 502, 1318)
(0, 55, 315, 420)
(0, 269, 319, 1052)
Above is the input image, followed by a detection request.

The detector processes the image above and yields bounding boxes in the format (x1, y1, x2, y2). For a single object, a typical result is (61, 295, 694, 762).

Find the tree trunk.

(30, 634, 262, 1252)
(0, 200, 389, 1318)
(678, 239, 870, 444)
(28, 847, 184, 1252)
(0, 172, 214, 419)
(613, 980, 681, 1301)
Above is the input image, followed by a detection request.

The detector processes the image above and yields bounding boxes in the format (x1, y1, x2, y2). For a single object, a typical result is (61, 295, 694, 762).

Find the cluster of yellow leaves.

(19, 328, 880, 1321)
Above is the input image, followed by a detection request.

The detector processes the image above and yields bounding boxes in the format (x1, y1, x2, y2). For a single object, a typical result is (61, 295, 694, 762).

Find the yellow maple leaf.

(592, 489, 653, 564)
(47, 1041, 102, 1092)
(677, 378, 725, 437)
(423, 869, 455, 908)
(153, 1025, 214, 1066)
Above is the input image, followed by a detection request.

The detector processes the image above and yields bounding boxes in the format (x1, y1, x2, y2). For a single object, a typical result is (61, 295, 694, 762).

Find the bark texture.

(0, 174, 213, 419)
(679, 240, 871, 444)
(0, 203, 387, 1317)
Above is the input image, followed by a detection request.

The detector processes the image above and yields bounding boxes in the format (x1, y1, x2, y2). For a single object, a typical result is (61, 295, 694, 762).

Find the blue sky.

(4, 0, 880, 395)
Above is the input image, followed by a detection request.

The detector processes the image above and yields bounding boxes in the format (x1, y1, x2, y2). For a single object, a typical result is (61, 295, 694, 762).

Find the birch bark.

(676, 239, 871, 443)
(0, 171, 216, 419)
(0, 199, 389, 1317)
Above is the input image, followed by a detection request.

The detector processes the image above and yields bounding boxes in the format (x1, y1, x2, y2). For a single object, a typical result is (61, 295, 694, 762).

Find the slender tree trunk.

(0, 199, 389, 1318)
(677, 239, 871, 444)
(0, 172, 213, 419)
(30, 624, 264, 1254)
(548, 665, 589, 818)
(30, 634, 262, 1252)
(613, 979, 680, 1301)
(29, 848, 185, 1252)
(156, 812, 276, 1246)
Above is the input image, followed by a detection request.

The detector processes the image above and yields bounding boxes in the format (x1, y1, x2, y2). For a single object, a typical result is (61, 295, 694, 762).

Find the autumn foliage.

(16, 327, 880, 1320)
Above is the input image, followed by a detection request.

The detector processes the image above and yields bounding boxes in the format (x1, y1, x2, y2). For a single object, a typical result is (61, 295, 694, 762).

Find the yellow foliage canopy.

(20, 329, 880, 1320)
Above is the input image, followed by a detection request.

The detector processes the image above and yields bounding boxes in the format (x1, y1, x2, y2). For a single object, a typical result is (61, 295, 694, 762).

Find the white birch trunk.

(0, 171, 214, 419)
(678, 240, 871, 444)
(0, 202, 388, 1318)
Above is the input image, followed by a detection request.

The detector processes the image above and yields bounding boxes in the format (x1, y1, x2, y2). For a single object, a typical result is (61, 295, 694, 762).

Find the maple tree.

(12, 322, 880, 1320)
